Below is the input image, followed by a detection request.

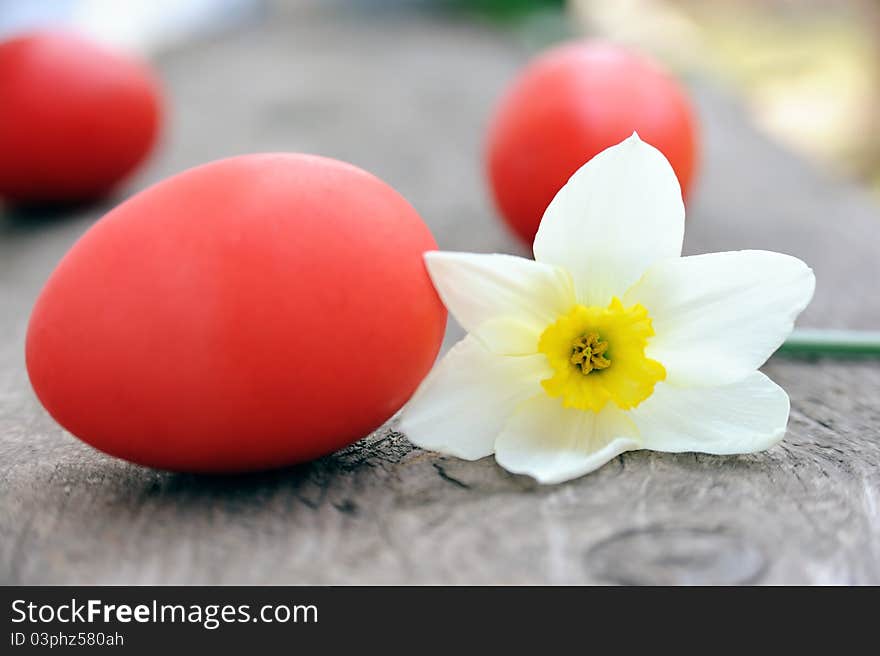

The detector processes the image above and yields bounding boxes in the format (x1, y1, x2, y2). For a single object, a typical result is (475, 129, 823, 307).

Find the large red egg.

(0, 30, 162, 203)
(487, 41, 699, 245)
(26, 154, 446, 472)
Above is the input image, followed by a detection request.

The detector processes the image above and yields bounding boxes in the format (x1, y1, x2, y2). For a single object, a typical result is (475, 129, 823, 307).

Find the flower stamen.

(569, 332, 611, 374)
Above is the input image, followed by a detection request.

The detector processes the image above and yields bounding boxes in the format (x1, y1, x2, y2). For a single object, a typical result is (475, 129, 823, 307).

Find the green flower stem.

(777, 329, 880, 358)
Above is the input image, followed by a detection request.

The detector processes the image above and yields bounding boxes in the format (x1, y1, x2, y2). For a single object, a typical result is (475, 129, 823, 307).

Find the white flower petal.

(399, 336, 550, 461)
(631, 372, 790, 455)
(494, 395, 641, 484)
(533, 133, 685, 306)
(471, 317, 546, 356)
(625, 250, 815, 387)
(424, 252, 574, 354)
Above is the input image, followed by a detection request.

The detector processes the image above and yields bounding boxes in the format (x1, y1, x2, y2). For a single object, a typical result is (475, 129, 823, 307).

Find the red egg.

(26, 154, 446, 472)
(0, 30, 162, 203)
(486, 41, 699, 245)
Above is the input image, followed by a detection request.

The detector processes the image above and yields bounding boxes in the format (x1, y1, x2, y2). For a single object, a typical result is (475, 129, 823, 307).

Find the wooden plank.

(1, 10, 878, 584)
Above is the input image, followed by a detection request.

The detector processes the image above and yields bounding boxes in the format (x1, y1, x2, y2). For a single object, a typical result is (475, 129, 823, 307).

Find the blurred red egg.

(0, 30, 162, 203)
(26, 154, 446, 472)
(486, 41, 699, 245)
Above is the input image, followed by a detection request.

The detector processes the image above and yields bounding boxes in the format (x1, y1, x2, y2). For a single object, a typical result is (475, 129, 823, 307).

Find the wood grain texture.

(1, 9, 878, 585)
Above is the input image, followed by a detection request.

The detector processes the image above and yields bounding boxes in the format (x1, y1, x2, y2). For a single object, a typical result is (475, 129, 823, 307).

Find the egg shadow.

(130, 430, 411, 517)
(158, 461, 319, 497)
(136, 441, 376, 508)
(0, 197, 116, 236)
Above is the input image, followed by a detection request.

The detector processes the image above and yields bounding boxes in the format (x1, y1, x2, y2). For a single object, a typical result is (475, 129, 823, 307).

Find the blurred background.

(2, 0, 878, 198)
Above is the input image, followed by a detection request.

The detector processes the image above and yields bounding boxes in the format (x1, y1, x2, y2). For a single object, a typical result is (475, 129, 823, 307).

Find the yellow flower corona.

(538, 298, 666, 412)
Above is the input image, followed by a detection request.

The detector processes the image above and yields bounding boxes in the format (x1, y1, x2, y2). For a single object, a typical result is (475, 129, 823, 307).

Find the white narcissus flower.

(400, 133, 815, 484)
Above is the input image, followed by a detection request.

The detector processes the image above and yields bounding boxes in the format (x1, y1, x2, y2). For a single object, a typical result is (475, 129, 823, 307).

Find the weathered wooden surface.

(1, 9, 879, 585)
